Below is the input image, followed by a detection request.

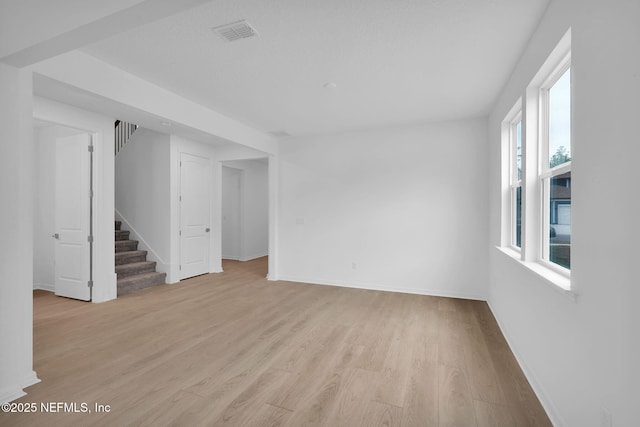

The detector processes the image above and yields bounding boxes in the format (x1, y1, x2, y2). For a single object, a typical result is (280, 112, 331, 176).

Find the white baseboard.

(239, 252, 268, 262)
(222, 253, 268, 262)
(22, 371, 41, 390)
(487, 300, 563, 427)
(0, 371, 40, 404)
(33, 282, 54, 292)
(276, 275, 488, 301)
(0, 387, 26, 404)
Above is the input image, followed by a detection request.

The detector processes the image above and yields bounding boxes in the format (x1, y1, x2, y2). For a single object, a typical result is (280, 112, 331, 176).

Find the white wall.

(277, 119, 489, 299)
(115, 128, 171, 276)
(221, 166, 242, 260)
(0, 64, 38, 403)
(488, 0, 640, 425)
(33, 125, 85, 290)
(221, 160, 269, 261)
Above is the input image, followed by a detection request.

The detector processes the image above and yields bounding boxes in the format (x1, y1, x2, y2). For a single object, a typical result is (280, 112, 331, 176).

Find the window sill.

(495, 246, 577, 302)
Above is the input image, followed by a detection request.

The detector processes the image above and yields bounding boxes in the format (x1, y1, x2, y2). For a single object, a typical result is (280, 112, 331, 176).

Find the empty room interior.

(0, 0, 638, 426)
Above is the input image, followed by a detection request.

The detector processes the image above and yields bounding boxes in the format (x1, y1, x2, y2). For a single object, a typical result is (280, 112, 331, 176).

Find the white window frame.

(501, 99, 523, 252)
(498, 29, 574, 296)
(509, 112, 523, 251)
(538, 58, 571, 276)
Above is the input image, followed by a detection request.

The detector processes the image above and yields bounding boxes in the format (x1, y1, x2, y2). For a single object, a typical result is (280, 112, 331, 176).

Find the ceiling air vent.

(212, 20, 258, 42)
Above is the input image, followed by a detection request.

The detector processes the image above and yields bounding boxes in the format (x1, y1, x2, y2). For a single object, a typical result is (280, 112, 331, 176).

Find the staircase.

(115, 221, 166, 295)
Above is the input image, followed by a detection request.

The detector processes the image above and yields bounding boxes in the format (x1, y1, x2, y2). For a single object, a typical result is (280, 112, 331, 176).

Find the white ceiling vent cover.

(212, 20, 258, 42)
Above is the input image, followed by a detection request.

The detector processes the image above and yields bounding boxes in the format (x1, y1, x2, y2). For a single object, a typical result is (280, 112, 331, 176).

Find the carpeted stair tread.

(115, 250, 148, 265)
(115, 239, 138, 252)
(115, 230, 130, 241)
(115, 261, 157, 279)
(117, 272, 166, 296)
(114, 221, 164, 295)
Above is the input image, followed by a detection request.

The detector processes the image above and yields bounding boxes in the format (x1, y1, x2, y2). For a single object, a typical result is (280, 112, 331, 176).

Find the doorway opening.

(220, 159, 269, 276)
(33, 121, 94, 301)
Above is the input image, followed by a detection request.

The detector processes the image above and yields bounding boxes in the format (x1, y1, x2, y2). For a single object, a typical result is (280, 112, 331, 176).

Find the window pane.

(516, 121, 522, 180)
(514, 186, 522, 247)
(548, 68, 571, 168)
(549, 171, 571, 269)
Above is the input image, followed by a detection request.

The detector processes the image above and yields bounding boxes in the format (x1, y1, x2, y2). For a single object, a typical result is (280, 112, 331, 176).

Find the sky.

(548, 67, 571, 167)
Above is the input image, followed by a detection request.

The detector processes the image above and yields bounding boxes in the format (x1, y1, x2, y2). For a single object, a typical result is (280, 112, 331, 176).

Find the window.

(500, 29, 572, 291)
(540, 65, 571, 271)
(510, 115, 523, 249)
(502, 100, 523, 252)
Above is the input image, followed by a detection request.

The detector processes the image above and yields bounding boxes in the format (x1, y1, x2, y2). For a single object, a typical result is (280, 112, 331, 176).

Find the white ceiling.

(79, 0, 549, 138)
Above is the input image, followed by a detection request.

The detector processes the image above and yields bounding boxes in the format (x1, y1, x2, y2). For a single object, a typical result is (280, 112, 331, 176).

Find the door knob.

(52, 233, 59, 239)
(205, 228, 210, 233)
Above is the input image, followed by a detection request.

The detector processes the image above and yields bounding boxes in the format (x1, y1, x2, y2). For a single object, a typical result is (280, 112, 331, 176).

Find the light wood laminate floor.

(1, 257, 551, 426)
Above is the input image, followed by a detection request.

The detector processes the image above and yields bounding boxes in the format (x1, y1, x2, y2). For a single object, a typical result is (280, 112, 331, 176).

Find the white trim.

(537, 256, 570, 279)
(32, 96, 117, 303)
(0, 371, 41, 404)
(277, 275, 488, 301)
(541, 161, 571, 179)
(510, 111, 523, 185)
(267, 155, 279, 280)
(495, 246, 575, 300)
(487, 299, 565, 427)
(540, 54, 571, 94)
(0, 388, 26, 405)
(221, 165, 245, 262)
(33, 282, 54, 292)
(502, 98, 523, 250)
(21, 372, 40, 391)
(239, 252, 268, 262)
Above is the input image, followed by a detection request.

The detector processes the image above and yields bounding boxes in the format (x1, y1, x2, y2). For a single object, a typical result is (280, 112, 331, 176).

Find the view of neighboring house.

(550, 171, 571, 269)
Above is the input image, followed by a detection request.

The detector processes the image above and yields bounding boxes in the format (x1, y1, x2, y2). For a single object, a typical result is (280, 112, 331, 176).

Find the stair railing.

(114, 120, 139, 156)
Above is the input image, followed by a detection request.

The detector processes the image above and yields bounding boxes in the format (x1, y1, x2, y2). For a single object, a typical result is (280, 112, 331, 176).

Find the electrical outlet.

(351, 262, 357, 270)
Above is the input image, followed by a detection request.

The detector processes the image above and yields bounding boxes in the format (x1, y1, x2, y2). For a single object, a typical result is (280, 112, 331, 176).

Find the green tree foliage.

(550, 146, 571, 168)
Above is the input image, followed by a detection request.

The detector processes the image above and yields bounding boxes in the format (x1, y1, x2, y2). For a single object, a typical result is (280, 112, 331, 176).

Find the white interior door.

(54, 133, 91, 301)
(221, 166, 242, 260)
(180, 153, 211, 279)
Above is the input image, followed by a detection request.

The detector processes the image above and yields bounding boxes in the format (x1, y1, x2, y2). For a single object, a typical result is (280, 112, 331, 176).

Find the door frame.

(221, 165, 244, 261)
(169, 143, 278, 282)
(33, 96, 118, 302)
